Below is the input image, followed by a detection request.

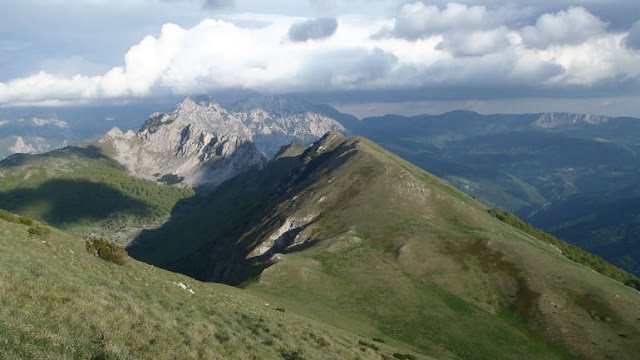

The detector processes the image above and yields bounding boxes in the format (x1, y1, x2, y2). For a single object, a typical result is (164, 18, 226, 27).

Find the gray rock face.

(97, 96, 345, 190)
(229, 94, 347, 156)
(532, 113, 609, 128)
(96, 103, 265, 189)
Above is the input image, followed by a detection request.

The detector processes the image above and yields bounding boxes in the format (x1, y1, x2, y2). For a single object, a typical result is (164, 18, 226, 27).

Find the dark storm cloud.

(288, 17, 338, 42)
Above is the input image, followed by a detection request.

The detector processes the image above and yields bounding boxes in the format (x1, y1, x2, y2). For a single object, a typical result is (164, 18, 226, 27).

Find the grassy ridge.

(246, 136, 640, 360)
(0, 214, 426, 360)
(488, 207, 640, 290)
(4, 136, 640, 360)
(134, 134, 640, 359)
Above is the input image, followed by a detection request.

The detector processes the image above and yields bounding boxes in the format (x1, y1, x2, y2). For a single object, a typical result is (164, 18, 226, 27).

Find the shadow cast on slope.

(128, 156, 303, 285)
(128, 138, 356, 285)
(0, 179, 154, 227)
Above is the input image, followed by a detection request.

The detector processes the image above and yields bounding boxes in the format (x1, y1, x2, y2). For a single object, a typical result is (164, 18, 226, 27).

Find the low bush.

(393, 353, 417, 360)
(358, 340, 379, 351)
(27, 224, 51, 237)
(18, 216, 34, 226)
(214, 330, 230, 343)
(279, 348, 305, 360)
(85, 237, 128, 265)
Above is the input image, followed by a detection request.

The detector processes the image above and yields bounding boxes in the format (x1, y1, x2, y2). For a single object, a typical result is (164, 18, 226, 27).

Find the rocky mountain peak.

(96, 96, 347, 190)
(158, 96, 345, 157)
(173, 97, 227, 118)
(174, 97, 197, 112)
(96, 99, 267, 190)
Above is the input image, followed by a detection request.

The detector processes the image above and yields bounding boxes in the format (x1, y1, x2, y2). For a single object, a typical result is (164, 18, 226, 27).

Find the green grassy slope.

(132, 133, 640, 360)
(0, 214, 428, 360)
(0, 146, 193, 243)
(350, 113, 640, 276)
(488, 207, 640, 289)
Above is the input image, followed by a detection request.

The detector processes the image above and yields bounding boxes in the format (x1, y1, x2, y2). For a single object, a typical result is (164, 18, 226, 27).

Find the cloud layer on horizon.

(1, 2, 639, 106)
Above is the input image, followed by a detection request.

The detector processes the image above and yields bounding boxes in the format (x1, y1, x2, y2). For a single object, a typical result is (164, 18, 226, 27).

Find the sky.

(1, 0, 640, 117)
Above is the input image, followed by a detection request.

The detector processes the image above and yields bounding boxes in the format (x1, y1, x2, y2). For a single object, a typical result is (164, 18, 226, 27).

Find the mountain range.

(1, 95, 640, 359)
(96, 96, 345, 190)
(4, 97, 640, 275)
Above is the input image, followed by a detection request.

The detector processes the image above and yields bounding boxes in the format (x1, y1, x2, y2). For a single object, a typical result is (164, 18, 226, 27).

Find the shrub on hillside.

(393, 353, 417, 360)
(85, 237, 128, 265)
(18, 216, 34, 226)
(27, 224, 51, 237)
(358, 340, 379, 351)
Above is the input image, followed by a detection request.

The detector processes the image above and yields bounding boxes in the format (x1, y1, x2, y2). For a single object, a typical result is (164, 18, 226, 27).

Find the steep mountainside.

(130, 133, 640, 360)
(0, 212, 424, 360)
(350, 111, 640, 275)
(96, 96, 345, 189)
(0, 146, 193, 243)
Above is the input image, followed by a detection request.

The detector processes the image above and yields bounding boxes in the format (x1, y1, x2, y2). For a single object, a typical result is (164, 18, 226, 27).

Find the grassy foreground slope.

(0, 146, 193, 243)
(132, 133, 640, 360)
(0, 215, 428, 360)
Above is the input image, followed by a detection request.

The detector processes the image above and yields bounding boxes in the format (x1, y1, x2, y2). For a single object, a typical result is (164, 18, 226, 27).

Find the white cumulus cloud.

(0, 5, 638, 106)
(390, 2, 495, 40)
(521, 7, 608, 49)
(436, 28, 512, 57)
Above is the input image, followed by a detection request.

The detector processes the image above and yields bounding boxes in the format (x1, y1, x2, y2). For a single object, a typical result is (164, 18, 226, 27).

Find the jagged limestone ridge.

(97, 96, 345, 189)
